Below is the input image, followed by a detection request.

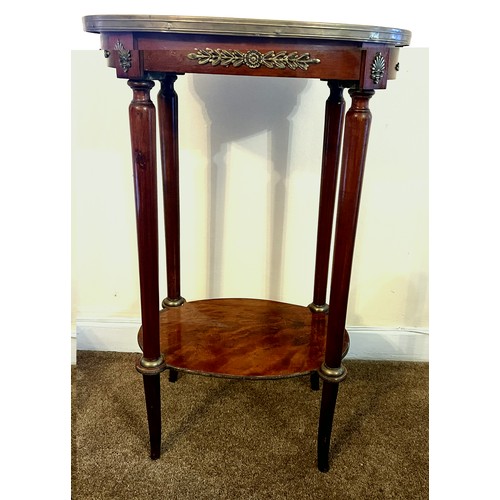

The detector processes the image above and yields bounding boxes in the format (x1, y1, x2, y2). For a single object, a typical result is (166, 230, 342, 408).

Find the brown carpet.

(72, 351, 428, 499)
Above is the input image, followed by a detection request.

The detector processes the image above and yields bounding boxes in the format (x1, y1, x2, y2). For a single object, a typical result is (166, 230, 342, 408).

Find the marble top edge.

(82, 15, 411, 46)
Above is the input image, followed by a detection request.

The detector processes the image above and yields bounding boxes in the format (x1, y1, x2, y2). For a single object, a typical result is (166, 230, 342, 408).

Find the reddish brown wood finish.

(105, 33, 143, 79)
(312, 81, 345, 309)
(138, 299, 349, 379)
(88, 19, 407, 470)
(158, 75, 183, 305)
(316, 89, 374, 472)
(360, 46, 390, 89)
(324, 88, 374, 369)
(128, 80, 160, 361)
(100, 33, 400, 84)
(140, 40, 362, 80)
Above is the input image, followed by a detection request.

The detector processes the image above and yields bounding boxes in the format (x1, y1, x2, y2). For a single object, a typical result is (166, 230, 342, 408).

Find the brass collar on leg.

(135, 354, 167, 375)
(308, 303, 329, 313)
(318, 362, 347, 383)
(162, 296, 186, 308)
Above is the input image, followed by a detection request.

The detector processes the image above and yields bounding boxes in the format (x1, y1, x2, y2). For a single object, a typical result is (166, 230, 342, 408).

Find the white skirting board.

(73, 319, 428, 364)
(71, 332, 77, 365)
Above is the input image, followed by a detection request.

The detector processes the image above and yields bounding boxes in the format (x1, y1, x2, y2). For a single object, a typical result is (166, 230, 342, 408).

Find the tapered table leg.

(309, 81, 345, 397)
(128, 79, 165, 459)
(143, 374, 162, 459)
(310, 371, 320, 391)
(128, 79, 160, 362)
(168, 369, 179, 383)
(317, 88, 375, 472)
(158, 75, 184, 384)
(158, 75, 186, 310)
(309, 81, 345, 314)
(317, 380, 339, 472)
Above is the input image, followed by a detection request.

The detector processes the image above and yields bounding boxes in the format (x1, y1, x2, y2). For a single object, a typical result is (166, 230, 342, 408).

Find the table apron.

(141, 47, 361, 80)
(101, 33, 400, 85)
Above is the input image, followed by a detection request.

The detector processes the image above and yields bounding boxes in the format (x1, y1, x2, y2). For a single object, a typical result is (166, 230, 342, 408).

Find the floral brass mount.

(188, 48, 320, 70)
(370, 52, 386, 84)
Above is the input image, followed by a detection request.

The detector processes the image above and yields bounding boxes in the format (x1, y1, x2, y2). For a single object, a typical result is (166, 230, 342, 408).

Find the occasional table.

(82, 15, 411, 472)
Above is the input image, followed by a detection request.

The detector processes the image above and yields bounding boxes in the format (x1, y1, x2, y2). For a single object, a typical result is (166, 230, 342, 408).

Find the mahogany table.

(82, 15, 411, 472)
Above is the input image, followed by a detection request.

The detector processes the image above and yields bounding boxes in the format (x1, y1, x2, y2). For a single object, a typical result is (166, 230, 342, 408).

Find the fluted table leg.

(128, 79, 164, 460)
(310, 81, 346, 314)
(309, 80, 346, 393)
(158, 75, 185, 310)
(158, 74, 185, 384)
(317, 88, 375, 472)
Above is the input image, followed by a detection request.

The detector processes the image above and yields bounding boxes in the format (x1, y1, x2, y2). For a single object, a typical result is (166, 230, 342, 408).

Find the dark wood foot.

(168, 368, 179, 383)
(310, 371, 320, 391)
(143, 374, 162, 459)
(317, 380, 340, 472)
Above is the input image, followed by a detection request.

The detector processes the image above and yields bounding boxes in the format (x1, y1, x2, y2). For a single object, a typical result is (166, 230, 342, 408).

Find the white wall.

(71, 47, 428, 359)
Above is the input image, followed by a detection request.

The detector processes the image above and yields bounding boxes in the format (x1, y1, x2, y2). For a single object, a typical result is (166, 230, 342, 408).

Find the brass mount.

(318, 362, 347, 384)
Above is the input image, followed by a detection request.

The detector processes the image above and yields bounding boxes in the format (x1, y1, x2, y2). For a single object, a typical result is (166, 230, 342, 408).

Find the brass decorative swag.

(188, 48, 320, 70)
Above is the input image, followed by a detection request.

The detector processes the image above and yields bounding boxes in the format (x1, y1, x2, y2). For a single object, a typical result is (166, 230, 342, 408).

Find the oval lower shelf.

(138, 298, 349, 379)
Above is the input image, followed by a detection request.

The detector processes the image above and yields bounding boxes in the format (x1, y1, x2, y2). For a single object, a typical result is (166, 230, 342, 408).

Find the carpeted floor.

(72, 351, 428, 499)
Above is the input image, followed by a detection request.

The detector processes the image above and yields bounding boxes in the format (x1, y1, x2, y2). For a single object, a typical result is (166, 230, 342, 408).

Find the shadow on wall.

(189, 74, 310, 298)
(348, 272, 429, 330)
